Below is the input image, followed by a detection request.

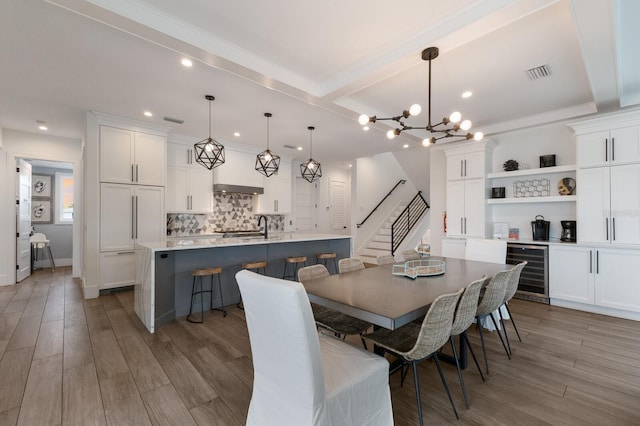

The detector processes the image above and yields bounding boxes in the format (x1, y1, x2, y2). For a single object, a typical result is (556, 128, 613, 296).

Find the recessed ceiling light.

(348, 164, 352, 168)
(181, 58, 193, 67)
(144, 111, 153, 117)
(403, 144, 409, 148)
(462, 91, 472, 98)
(233, 132, 240, 137)
(297, 146, 303, 151)
(363, 126, 369, 131)
(38, 125, 48, 131)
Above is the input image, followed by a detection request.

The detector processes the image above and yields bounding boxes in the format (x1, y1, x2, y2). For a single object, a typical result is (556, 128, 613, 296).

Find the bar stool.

(283, 256, 307, 281)
(187, 267, 227, 323)
(316, 252, 338, 275)
(238, 261, 268, 309)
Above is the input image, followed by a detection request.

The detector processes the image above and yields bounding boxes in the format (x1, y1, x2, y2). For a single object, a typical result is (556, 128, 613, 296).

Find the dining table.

(301, 256, 510, 368)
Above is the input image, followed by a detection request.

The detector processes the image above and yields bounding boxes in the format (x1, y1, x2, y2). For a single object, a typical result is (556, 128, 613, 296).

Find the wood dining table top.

(302, 256, 509, 330)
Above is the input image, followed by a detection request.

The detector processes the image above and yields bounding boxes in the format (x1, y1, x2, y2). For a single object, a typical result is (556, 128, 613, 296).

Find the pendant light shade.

(255, 112, 281, 177)
(194, 95, 225, 170)
(300, 126, 322, 183)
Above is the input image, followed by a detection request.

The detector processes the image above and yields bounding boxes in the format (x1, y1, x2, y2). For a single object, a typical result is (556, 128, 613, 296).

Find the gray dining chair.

(401, 249, 421, 261)
(298, 264, 372, 348)
(449, 276, 489, 408)
(499, 261, 527, 355)
(376, 254, 396, 265)
(362, 288, 464, 425)
(475, 269, 511, 375)
(338, 257, 365, 274)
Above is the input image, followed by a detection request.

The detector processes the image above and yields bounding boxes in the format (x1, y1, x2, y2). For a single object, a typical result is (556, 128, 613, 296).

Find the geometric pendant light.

(300, 126, 322, 183)
(194, 95, 225, 170)
(255, 112, 281, 177)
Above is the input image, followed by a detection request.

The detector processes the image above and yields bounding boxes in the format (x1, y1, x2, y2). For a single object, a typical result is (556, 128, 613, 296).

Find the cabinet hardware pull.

(596, 250, 599, 274)
(605, 138, 608, 162)
(612, 138, 615, 161)
(460, 218, 463, 234)
(135, 195, 138, 239)
(117, 251, 135, 255)
(460, 160, 463, 177)
(131, 196, 135, 239)
(605, 217, 609, 241)
(464, 217, 467, 234)
(612, 217, 616, 240)
(186, 195, 190, 210)
(589, 250, 592, 274)
(136, 164, 139, 182)
(464, 159, 467, 177)
(131, 164, 134, 182)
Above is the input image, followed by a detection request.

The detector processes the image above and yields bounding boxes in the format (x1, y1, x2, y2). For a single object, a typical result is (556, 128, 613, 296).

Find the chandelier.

(358, 47, 483, 145)
(300, 126, 322, 183)
(255, 112, 281, 177)
(194, 95, 225, 170)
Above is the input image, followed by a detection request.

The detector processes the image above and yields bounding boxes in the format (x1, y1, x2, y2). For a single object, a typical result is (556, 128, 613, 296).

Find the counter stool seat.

(238, 261, 268, 309)
(316, 252, 338, 275)
(283, 256, 307, 281)
(188, 267, 227, 323)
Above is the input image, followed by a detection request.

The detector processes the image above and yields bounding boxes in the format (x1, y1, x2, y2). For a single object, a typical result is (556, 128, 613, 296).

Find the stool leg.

(282, 262, 288, 279)
(332, 258, 338, 275)
(212, 274, 227, 317)
(187, 276, 203, 324)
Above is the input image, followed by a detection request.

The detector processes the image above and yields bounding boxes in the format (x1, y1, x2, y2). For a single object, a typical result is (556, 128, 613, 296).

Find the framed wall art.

(32, 199, 53, 224)
(32, 174, 53, 198)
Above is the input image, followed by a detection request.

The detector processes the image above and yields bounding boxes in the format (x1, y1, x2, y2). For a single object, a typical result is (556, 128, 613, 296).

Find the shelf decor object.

(358, 46, 483, 145)
(514, 178, 550, 198)
(300, 126, 322, 183)
(255, 112, 281, 177)
(392, 259, 446, 279)
(539, 154, 556, 168)
(194, 95, 225, 170)
(503, 159, 519, 171)
(557, 177, 576, 195)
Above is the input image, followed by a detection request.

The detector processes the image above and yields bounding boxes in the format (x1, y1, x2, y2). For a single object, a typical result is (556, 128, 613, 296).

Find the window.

(55, 172, 74, 224)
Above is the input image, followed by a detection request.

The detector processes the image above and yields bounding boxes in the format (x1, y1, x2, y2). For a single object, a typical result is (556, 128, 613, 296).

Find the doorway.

(329, 179, 349, 234)
(294, 177, 317, 232)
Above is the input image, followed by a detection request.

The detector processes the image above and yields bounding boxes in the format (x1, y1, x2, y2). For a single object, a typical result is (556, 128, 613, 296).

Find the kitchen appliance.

(531, 215, 550, 241)
(506, 243, 549, 303)
(560, 220, 577, 242)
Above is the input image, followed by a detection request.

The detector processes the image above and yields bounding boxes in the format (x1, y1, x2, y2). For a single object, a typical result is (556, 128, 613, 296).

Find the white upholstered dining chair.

(236, 270, 393, 426)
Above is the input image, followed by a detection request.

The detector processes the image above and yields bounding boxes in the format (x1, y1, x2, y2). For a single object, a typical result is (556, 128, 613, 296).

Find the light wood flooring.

(1, 267, 639, 425)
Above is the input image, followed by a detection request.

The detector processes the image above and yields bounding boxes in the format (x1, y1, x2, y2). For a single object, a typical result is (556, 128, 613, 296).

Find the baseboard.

(33, 257, 72, 268)
(82, 277, 99, 299)
(550, 299, 640, 321)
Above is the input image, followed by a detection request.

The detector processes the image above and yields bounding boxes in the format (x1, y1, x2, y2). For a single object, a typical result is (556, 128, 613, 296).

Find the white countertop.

(138, 232, 352, 252)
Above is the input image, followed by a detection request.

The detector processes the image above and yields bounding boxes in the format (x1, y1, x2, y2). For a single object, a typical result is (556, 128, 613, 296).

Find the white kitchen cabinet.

(446, 150, 485, 181)
(100, 183, 165, 252)
(576, 126, 640, 168)
(213, 149, 263, 188)
(441, 238, 466, 259)
(550, 245, 640, 314)
(254, 160, 292, 214)
(100, 125, 166, 186)
(578, 163, 640, 245)
(99, 251, 136, 289)
(166, 142, 213, 213)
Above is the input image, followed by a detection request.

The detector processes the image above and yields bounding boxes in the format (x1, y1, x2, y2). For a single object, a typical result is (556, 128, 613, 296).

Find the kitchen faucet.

(258, 215, 268, 239)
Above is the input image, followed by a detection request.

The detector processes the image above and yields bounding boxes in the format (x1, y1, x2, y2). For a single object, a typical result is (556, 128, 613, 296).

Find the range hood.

(213, 183, 264, 195)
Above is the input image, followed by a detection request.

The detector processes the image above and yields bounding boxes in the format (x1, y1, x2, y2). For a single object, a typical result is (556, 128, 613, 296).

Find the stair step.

(359, 254, 378, 266)
(368, 241, 390, 250)
(378, 228, 391, 235)
(373, 235, 391, 243)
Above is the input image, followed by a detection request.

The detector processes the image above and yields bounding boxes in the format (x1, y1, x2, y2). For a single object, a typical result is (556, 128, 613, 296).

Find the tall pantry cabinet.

(84, 112, 170, 298)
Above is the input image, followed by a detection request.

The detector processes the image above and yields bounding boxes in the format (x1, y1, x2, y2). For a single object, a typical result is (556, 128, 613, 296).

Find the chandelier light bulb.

(460, 120, 472, 131)
(358, 114, 370, 125)
(421, 138, 430, 146)
(409, 104, 422, 116)
(449, 111, 462, 123)
(386, 130, 396, 139)
(474, 132, 484, 141)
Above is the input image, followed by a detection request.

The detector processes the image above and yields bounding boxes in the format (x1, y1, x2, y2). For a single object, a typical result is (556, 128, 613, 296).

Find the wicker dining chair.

(475, 269, 511, 375)
(298, 265, 372, 348)
(499, 261, 527, 355)
(362, 288, 464, 425)
(401, 249, 421, 261)
(376, 254, 396, 265)
(338, 257, 365, 274)
(449, 276, 489, 408)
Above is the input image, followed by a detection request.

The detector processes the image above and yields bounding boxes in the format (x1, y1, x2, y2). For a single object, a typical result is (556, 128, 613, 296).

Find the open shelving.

(487, 164, 577, 204)
(487, 164, 576, 179)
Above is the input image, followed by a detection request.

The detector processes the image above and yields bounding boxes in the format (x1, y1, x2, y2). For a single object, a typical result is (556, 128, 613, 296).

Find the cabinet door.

(100, 183, 135, 251)
(134, 132, 166, 186)
(446, 153, 465, 181)
(610, 164, 640, 244)
(463, 178, 485, 237)
(463, 151, 486, 179)
(595, 249, 640, 312)
(99, 251, 136, 289)
(100, 126, 134, 184)
(213, 150, 263, 187)
(577, 131, 609, 168)
(134, 186, 165, 244)
(166, 166, 189, 212)
(446, 180, 465, 236)
(610, 126, 640, 165)
(577, 167, 610, 243)
(441, 238, 466, 259)
(167, 142, 193, 167)
(189, 167, 214, 212)
(549, 245, 594, 304)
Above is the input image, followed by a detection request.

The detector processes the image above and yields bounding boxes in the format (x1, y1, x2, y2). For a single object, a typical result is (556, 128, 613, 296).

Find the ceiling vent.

(164, 116, 184, 124)
(527, 64, 551, 80)
(283, 144, 298, 149)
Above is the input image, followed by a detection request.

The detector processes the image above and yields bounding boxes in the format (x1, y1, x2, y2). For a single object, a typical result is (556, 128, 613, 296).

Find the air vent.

(164, 116, 184, 124)
(527, 64, 551, 80)
(283, 144, 298, 149)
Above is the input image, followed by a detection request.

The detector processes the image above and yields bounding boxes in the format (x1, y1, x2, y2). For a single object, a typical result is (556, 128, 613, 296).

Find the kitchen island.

(134, 233, 352, 333)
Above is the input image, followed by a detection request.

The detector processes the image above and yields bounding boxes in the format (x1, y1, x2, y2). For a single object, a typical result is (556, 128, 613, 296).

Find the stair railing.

(391, 191, 430, 255)
(357, 180, 406, 228)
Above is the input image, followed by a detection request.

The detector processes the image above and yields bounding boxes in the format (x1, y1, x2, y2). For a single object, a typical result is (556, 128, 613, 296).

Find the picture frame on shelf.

(493, 222, 509, 240)
(32, 174, 53, 198)
(32, 199, 53, 224)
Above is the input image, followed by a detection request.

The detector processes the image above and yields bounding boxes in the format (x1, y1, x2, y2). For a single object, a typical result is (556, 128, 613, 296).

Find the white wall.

(392, 146, 430, 199)
(0, 129, 83, 285)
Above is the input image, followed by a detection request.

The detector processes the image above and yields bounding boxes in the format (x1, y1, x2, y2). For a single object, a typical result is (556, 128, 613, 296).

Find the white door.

(549, 245, 594, 304)
(135, 186, 165, 244)
(295, 177, 315, 231)
(446, 180, 465, 237)
(16, 159, 32, 282)
(100, 183, 135, 252)
(577, 167, 610, 243)
(609, 164, 640, 244)
(329, 179, 348, 234)
(463, 178, 486, 237)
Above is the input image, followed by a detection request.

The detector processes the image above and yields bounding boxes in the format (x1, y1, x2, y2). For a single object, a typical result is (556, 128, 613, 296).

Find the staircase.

(359, 204, 407, 265)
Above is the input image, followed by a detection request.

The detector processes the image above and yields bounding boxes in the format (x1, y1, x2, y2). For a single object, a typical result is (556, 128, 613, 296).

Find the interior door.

(295, 177, 315, 231)
(16, 159, 32, 282)
(329, 179, 348, 234)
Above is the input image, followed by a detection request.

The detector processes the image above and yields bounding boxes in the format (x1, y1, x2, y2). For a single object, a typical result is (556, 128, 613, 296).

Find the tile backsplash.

(167, 193, 284, 236)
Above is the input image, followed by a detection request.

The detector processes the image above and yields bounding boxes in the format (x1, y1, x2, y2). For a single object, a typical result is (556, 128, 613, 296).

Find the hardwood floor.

(0, 267, 639, 425)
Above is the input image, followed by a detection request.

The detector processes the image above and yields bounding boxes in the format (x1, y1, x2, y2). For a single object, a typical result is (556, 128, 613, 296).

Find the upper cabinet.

(253, 160, 292, 214)
(446, 150, 485, 181)
(213, 149, 263, 189)
(100, 125, 166, 186)
(577, 126, 640, 168)
(166, 142, 213, 213)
